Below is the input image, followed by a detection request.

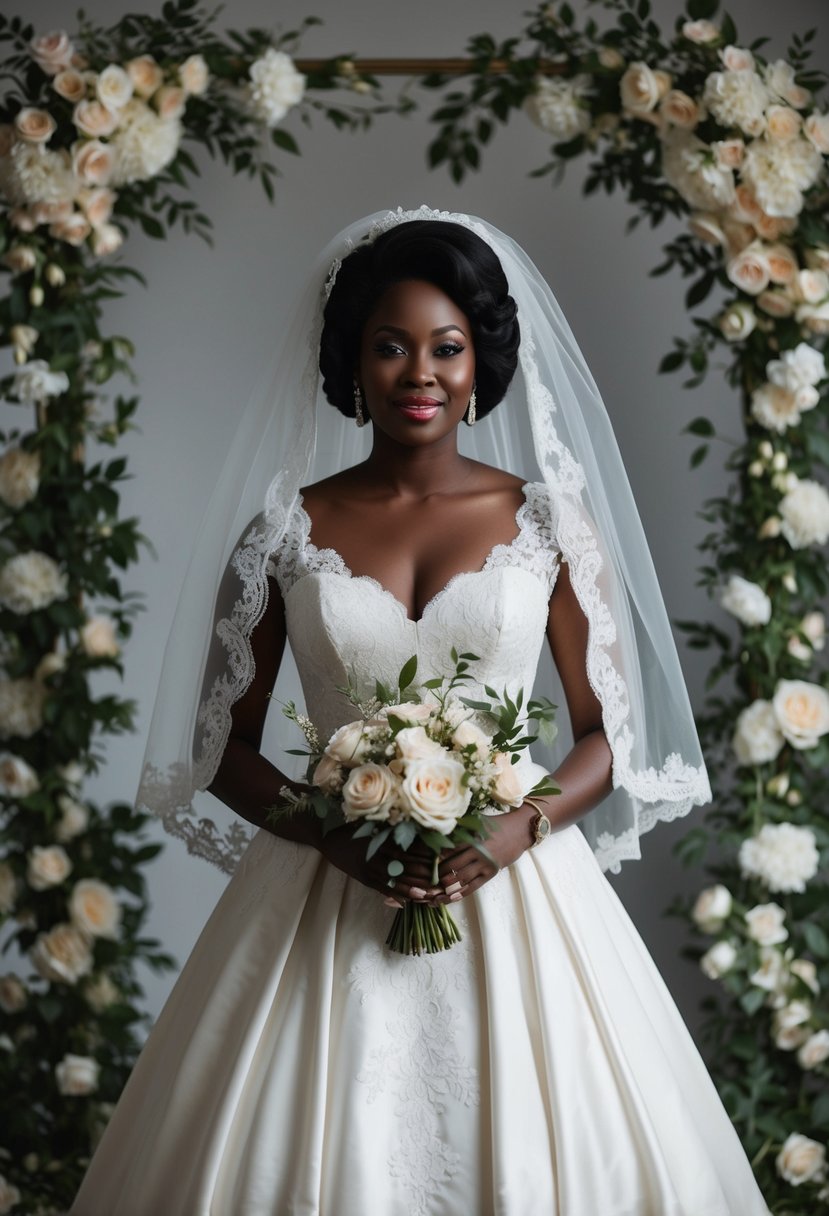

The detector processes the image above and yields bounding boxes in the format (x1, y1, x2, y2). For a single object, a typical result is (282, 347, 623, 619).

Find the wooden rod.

(294, 57, 566, 77)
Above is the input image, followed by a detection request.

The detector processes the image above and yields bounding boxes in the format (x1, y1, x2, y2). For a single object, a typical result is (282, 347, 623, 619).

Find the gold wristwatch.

(526, 798, 552, 847)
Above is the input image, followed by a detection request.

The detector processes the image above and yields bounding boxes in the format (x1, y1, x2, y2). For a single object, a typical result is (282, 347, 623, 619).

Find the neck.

(361, 427, 473, 499)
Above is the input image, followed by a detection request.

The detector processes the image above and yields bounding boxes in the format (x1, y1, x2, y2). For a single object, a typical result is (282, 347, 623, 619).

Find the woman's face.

(356, 278, 475, 444)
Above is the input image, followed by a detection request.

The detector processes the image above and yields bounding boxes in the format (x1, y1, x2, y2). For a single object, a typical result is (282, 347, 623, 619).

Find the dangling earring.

(353, 380, 366, 428)
(465, 383, 477, 427)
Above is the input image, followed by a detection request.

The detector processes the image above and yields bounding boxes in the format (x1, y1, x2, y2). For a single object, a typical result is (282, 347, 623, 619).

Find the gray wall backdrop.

(26, 0, 828, 1033)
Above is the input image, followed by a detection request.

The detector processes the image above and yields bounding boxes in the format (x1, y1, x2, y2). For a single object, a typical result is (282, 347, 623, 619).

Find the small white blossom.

(11, 359, 69, 404)
(247, 49, 306, 128)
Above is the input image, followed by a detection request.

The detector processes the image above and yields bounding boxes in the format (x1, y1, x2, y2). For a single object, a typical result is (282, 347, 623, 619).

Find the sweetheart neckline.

(294, 481, 534, 626)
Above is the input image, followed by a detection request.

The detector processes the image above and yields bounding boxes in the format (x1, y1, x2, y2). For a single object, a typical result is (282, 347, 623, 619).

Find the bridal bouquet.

(272, 649, 558, 955)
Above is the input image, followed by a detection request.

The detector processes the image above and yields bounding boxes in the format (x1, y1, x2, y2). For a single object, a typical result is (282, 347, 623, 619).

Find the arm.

(433, 560, 613, 903)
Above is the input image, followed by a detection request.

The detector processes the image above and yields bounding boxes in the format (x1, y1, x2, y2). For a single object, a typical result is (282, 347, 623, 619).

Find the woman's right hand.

(317, 824, 441, 904)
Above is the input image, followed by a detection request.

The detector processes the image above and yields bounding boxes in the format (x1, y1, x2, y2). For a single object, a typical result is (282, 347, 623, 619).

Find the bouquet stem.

(385, 901, 462, 955)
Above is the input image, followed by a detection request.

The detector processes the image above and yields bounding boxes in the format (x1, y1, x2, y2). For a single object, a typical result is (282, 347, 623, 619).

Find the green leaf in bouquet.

(459, 652, 480, 662)
(459, 696, 494, 713)
(386, 858, 405, 877)
(386, 713, 411, 736)
(375, 678, 394, 704)
(351, 821, 376, 839)
(285, 747, 312, 756)
(422, 677, 444, 690)
(366, 827, 391, 859)
(393, 820, 418, 849)
(421, 829, 455, 852)
(484, 685, 498, 699)
(311, 790, 332, 818)
(535, 717, 559, 747)
(528, 777, 561, 798)
(398, 654, 418, 691)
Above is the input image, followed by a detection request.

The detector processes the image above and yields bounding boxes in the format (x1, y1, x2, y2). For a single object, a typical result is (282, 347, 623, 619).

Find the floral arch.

(0, 0, 828, 1209)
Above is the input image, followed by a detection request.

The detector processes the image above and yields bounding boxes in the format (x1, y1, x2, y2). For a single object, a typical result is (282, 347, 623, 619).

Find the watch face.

(536, 814, 551, 842)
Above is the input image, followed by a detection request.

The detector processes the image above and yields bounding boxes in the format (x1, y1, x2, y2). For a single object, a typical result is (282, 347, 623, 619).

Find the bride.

(71, 208, 771, 1214)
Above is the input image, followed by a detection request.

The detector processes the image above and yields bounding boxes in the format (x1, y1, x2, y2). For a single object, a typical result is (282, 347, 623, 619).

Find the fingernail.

(409, 886, 428, 899)
(445, 881, 462, 894)
(449, 891, 463, 903)
(383, 896, 404, 908)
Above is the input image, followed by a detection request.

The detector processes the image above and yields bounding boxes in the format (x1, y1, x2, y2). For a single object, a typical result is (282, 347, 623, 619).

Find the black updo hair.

(319, 220, 520, 422)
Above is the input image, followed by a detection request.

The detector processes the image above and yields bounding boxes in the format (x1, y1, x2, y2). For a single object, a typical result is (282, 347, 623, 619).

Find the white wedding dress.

(72, 482, 770, 1216)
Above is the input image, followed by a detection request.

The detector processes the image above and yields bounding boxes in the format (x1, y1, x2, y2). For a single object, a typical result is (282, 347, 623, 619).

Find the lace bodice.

(267, 481, 561, 746)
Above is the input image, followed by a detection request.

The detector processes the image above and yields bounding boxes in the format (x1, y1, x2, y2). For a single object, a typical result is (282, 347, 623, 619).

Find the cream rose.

(757, 289, 795, 319)
(700, 940, 737, 979)
(31, 922, 93, 985)
(660, 90, 699, 129)
(713, 138, 745, 168)
(31, 199, 72, 225)
(790, 958, 819, 994)
(155, 86, 187, 121)
(0, 973, 26, 1014)
(27, 844, 72, 891)
(766, 104, 802, 143)
(718, 301, 756, 341)
(91, 222, 123, 256)
(776, 1133, 827, 1185)
(805, 112, 829, 154)
(381, 702, 433, 726)
(691, 884, 733, 932)
(750, 383, 803, 433)
(30, 31, 75, 76)
(0, 447, 40, 509)
(798, 1030, 829, 1070)
(69, 878, 121, 939)
(745, 902, 788, 946)
(399, 757, 471, 833)
(726, 243, 770, 295)
(795, 269, 829, 304)
(342, 763, 399, 822)
(772, 679, 829, 750)
(77, 186, 115, 228)
(689, 213, 725, 246)
(0, 677, 46, 739)
(682, 19, 719, 44)
(773, 1000, 812, 1050)
(14, 108, 56, 144)
(492, 751, 524, 807)
(311, 752, 344, 795)
(763, 243, 798, 286)
(749, 946, 787, 994)
(779, 479, 829, 549)
(72, 138, 115, 186)
(2, 245, 36, 273)
(720, 575, 771, 626)
(53, 68, 86, 103)
(96, 64, 133, 111)
(619, 62, 661, 114)
(81, 615, 120, 658)
(798, 301, 829, 335)
(55, 1052, 99, 1096)
(73, 99, 119, 138)
(55, 795, 89, 842)
(50, 212, 92, 247)
(452, 719, 490, 758)
(395, 725, 444, 762)
(720, 45, 755, 72)
(0, 752, 39, 797)
(765, 60, 812, 110)
(84, 972, 119, 1012)
(732, 699, 784, 766)
(180, 54, 209, 96)
(0, 861, 16, 914)
(126, 55, 164, 98)
(325, 720, 369, 767)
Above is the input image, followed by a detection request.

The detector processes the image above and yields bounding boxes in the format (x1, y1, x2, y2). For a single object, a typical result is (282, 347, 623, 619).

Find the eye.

(435, 341, 465, 357)
(373, 341, 405, 357)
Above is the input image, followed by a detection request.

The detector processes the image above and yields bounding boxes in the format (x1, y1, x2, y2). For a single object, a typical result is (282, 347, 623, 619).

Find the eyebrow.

(372, 323, 468, 338)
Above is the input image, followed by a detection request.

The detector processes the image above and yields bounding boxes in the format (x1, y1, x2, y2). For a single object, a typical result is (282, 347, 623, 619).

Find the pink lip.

(394, 395, 442, 422)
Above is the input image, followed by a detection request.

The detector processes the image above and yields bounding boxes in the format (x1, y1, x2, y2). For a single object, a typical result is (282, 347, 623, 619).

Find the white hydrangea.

(750, 383, 808, 433)
(3, 140, 74, 206)
(11, 359, 69, 405)
(739, 822, 819, 893)
(525, 75, 592, 141)
(779, 479, 829, 549)
(720, 575, 772, 626)
(742, 136, 824, 218)
(732, 699, 784, 766)
(247, 49, 306, 128)
(108, 98, 182, 186)
(0, 552, 67, 614)
(702, 68, 770, 136)
(0, 677, 47, 739)
(660, 130, 735, 210)
(767, 342, 826, 393)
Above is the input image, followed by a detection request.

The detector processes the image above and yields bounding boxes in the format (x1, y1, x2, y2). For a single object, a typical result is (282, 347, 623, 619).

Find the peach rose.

(155, 86, 187, 121)
(325, 720, 369, 767)
(757, 289, 796, 318)
(491, 751, 524, 807)
(180, 54, 209, 96)
(619, 62, 662, 114)
(682, 19, 719, 44)
(73, 99, 118, 138)
(90, 222, 123, 256)
(27, 844, 72, 891)
(766, 105, 802, 143)
(795, 269, 829, 304)
(14, 108, 57, 144)
(49, 213, 91, 247)
(53, 68, 86, 103)
(713, 139, 745, 169)
(69, 878, 121, 939)
(804, 112, 829, 154)
(342, 762, 399, 822)
(0, 973, 27, 1014)
(797, 300, 829, 334)
(80, 615, 119, 657)
(126, 55, 164, 99)
(720, 45, 755, 72)
(72, 139, 114, 185)
(312, 752, 344, 794)
(399, 757, 471, 833)
(764, 243, 799, 285)
(660, 90, 699, 129)
(2, 245, 36, 273)
(77, 186, 115, 227)
(30, 31, 75, 76)
(730, 183, 763, 224)
(31, 198, 73, 224)
(773, 679, 829, 750)
(721, 219, 755, 256)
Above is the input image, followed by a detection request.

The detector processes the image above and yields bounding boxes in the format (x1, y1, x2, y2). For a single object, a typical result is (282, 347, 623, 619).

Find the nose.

(400, 348, 436, 387)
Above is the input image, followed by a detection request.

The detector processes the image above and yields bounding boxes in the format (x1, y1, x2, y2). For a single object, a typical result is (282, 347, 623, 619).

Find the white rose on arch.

(247, 48, 306, 128)
(55, 1052, 100, 1096)
(772, 679, 829, 750)
(744, 903, 788, 946)
(69, 878, 122, 939)
(779, 479, 829, 549)
(700, 940, 737, 980)
(776, 1133, 827, 1186)
(798, 1030, 829, 1070)
(0, 551, 68, 614)
(691, 884, 733, 933)
(10, 359, 69, 405)
(732, 700, 784, 766)
(719, 575, 771, 626)
(524, 75, 593, 142)
(0, 752, 39, 797)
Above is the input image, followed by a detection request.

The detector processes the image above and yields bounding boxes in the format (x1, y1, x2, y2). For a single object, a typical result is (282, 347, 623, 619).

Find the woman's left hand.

(430, 805, 534, 904)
